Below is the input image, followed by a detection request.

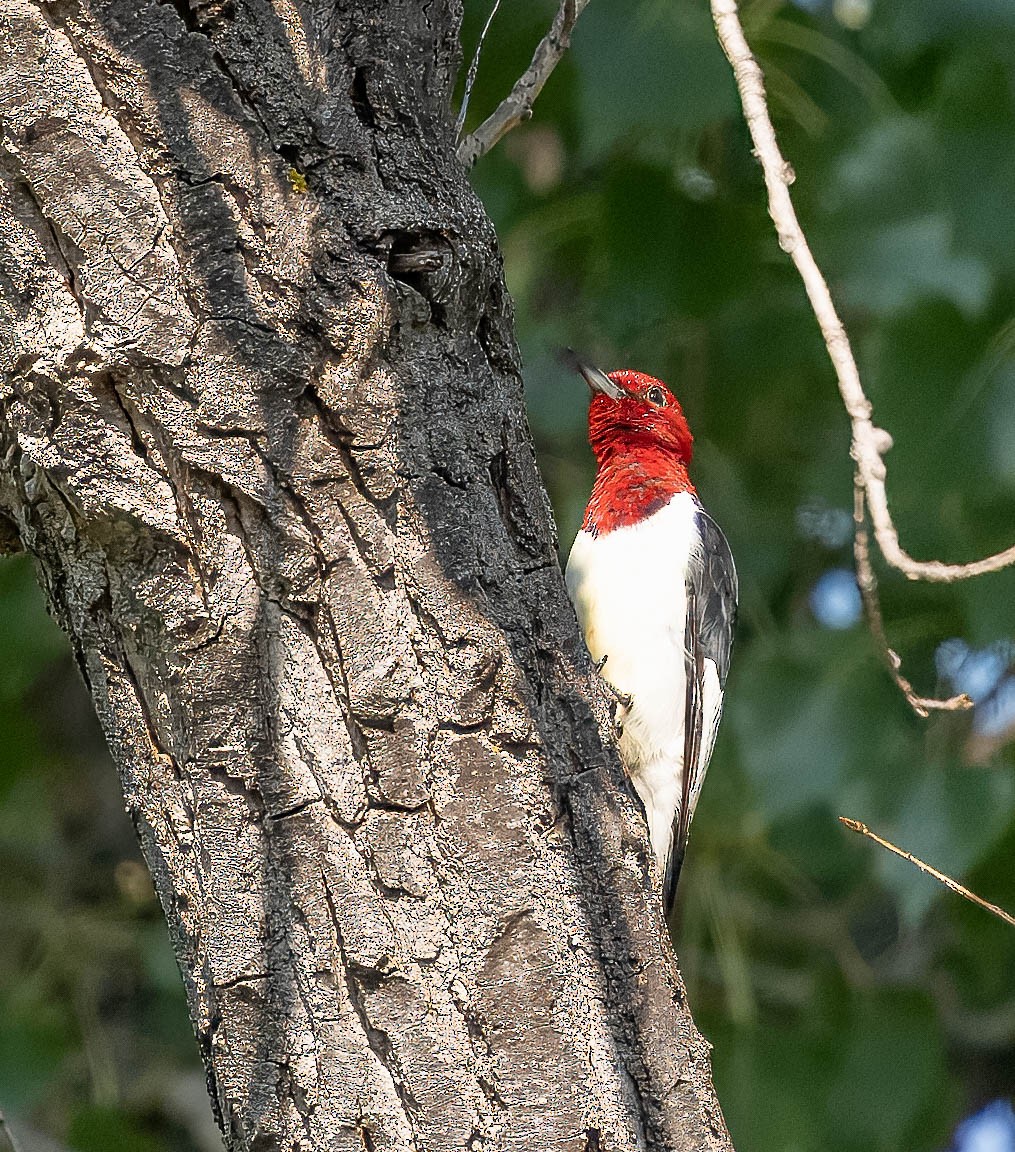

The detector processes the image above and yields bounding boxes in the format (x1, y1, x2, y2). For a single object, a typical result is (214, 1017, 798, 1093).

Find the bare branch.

(457, 0, 589, 169)
(839, 817, 1015, 928)
(710, 0, 1015, 584)
(853, 482, 973, 718)
(455, 0, 503, 140)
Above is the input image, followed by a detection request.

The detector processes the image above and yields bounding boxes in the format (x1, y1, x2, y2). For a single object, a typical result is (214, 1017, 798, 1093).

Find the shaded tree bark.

(0, 2, 733, 1149)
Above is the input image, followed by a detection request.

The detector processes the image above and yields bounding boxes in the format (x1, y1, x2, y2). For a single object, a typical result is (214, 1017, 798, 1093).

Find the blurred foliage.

(2, 0, 1015, 1148)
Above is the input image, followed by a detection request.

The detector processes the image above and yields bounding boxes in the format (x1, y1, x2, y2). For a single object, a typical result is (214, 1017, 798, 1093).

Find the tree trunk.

(0, 2, 733, 1149)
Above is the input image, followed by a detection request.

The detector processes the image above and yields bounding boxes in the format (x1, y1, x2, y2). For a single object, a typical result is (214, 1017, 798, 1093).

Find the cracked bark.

(0, 2, 733, 1150)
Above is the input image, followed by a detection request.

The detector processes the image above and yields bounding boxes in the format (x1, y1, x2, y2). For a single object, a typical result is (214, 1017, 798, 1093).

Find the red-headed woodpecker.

(565, 359, 738, 911)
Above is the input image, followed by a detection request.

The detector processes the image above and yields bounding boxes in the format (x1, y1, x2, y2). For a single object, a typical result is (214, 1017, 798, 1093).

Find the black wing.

(664, 504, 738, 912)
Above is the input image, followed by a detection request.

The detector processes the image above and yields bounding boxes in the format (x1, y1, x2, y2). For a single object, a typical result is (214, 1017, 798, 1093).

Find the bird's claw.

(594, 654, 633, 711)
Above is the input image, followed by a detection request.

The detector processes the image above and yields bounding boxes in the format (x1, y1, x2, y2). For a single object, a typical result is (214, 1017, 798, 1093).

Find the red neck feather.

(583, 451, 695, 535)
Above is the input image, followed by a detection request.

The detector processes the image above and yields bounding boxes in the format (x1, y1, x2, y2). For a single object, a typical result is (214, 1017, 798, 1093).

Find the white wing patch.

(697, 660, 723, 782)
(684, 658, 723, 831)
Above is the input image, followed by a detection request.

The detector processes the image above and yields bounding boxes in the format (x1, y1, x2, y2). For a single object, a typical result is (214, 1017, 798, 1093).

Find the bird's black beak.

(564, 348, 625, 400)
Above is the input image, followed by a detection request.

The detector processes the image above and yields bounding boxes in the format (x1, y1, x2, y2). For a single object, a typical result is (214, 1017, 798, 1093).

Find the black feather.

(664, 502, 738, 914)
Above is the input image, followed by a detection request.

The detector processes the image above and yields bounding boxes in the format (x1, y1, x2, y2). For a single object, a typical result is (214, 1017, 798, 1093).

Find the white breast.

(565, 492, 700, 871)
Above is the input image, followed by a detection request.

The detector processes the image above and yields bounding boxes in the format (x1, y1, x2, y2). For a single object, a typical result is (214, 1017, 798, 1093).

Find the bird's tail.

(663, 842, 685, 918)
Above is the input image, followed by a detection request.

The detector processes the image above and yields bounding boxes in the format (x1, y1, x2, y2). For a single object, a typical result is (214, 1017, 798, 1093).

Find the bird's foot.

(593, 654, 633, 711)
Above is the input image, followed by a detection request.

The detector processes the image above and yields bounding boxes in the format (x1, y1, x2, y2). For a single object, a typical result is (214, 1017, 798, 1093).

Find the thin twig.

(853, 481, 973, 717)
(455, 0, 503, 140)
(0, 1112, 24, 1152)
(839, 817, 1015, 928)
(710, 0, 1015, 584)
(457, 0, 589, 169)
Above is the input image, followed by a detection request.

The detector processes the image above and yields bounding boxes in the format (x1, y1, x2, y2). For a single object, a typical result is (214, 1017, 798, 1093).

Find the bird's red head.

(571, 359, 696, 534)
(585, 368, 693, 467)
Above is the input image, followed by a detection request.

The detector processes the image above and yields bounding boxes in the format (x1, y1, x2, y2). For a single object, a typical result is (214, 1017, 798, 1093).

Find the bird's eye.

(647, 386, 665, 406)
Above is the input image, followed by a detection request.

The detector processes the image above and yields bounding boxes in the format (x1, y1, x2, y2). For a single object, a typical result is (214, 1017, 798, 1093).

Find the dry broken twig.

(457, 0, 590, 169)
(709, 0, 1015, 585)
(853, 482, 973, 718)
(840, 817, 1015, 928)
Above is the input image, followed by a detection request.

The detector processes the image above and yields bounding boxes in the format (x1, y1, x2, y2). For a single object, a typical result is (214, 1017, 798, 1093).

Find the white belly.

(565, 492, 699, 871)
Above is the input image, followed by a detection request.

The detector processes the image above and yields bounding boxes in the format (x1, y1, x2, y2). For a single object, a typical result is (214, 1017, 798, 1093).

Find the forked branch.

(457, 0, 590, 168)
(853, 482, 972, 717)
(709, 0, 1015, 586)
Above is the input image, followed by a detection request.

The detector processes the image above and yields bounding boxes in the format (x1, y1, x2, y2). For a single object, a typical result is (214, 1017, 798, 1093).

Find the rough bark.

(0, 2, 733, 1150)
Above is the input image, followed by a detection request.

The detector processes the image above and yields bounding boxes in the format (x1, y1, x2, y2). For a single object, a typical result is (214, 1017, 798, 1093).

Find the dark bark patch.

(350, 66, 377, 131)
(157, 0, 234, 37)
(159, 0, 205, 36)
